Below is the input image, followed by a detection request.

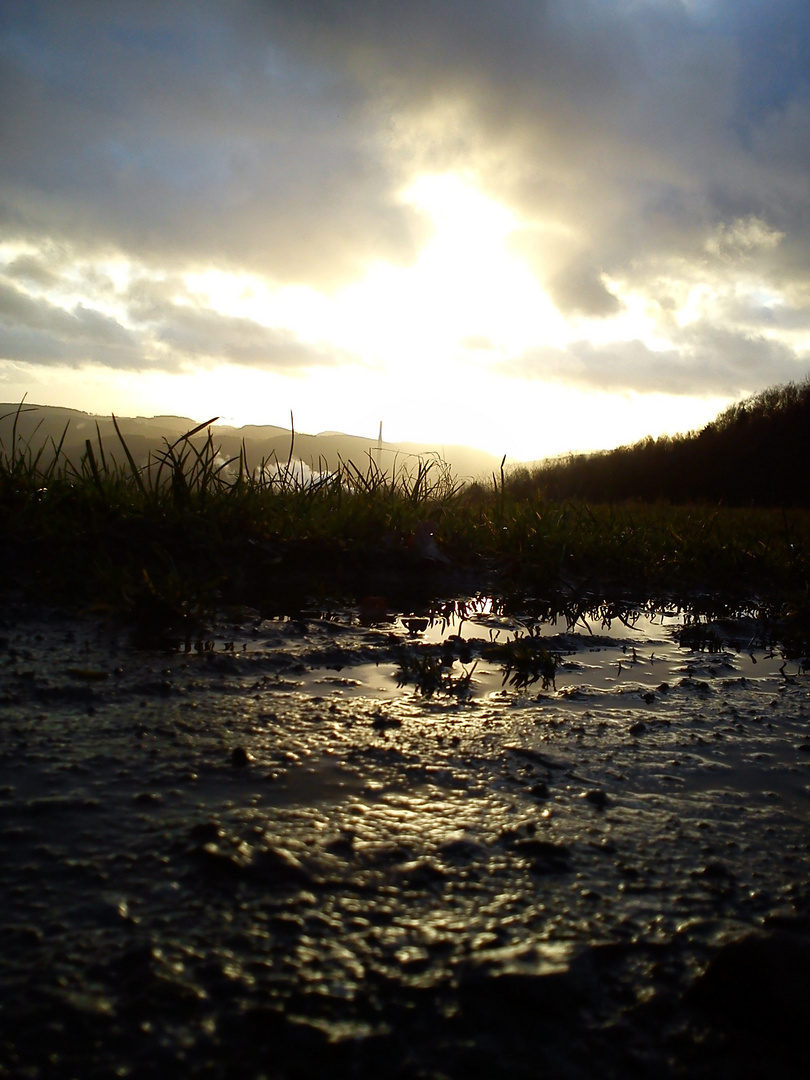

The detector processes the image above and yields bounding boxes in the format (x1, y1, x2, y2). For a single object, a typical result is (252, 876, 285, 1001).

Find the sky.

(1, 0, 809, 462)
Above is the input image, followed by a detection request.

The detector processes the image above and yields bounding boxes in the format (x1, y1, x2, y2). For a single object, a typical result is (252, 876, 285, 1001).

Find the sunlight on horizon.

(1, 350, 733, 463)
(33, 363, 723, 463)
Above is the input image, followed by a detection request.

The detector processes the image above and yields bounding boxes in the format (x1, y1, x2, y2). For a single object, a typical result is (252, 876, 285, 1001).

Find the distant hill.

(516, 379, 810, 507)
(0, 403, 501, 482)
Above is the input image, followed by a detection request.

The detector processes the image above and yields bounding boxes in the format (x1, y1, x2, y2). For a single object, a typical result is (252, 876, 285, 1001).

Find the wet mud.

(1, 600, 809, 1078)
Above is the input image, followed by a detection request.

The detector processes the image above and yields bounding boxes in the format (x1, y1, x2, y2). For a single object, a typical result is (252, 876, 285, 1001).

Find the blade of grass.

(84, 439, 105, 497)
(112, 414, 148, 497)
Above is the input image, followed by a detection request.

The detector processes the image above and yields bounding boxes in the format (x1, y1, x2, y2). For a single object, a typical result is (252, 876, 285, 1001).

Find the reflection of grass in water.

(2, 401, 810, 642)
(484, 632, 560, 691)
(677, 623, 725, 652)
(396, 653, 477, 699)
(395, 625, 559, 697)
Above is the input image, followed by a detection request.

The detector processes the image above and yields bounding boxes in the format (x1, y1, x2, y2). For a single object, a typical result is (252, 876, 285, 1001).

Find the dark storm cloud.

(1, 0, 809, 387)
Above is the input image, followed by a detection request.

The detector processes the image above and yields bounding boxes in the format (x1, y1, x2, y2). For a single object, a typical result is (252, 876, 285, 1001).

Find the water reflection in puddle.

(278, 595, 790, 705)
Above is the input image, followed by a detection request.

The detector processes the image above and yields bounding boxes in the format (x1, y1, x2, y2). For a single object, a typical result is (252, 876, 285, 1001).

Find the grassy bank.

(2, 409, 809, 638)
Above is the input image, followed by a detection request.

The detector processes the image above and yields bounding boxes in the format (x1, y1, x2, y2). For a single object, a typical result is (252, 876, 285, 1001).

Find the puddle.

(1, 598, 809, 1078)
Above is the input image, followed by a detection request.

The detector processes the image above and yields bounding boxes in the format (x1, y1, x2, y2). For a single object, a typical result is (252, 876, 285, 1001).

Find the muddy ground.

(1, 598, 809, 1078)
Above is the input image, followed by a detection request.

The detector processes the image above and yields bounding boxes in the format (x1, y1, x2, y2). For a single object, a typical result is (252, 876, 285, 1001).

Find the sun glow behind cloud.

(185, 173, 565, 361)
(176, 172, 649, 455)
(172, 171, 734, 457)
(0, 172, 758, 460)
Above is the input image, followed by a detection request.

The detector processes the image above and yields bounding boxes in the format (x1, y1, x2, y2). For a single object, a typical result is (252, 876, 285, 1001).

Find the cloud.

(4, 1, 809, 298)
(0, 279, 143, 368)
(0, 270, 347, 373)
(544, 261, 622, 319)
(510, 326, 809, 397)
(0, 0, 424, 286)
(4, 253, 61, 289)
(459, 333, 497, 352)
(150, 303, 345, 370)
(1, 0, 810, 401)
(124, 273, 350, 370)
(266, 0, 810, 304)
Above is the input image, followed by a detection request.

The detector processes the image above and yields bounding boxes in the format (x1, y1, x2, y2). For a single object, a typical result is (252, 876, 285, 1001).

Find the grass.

(2, 404, 810, 645)
(396, 653, 478, 699)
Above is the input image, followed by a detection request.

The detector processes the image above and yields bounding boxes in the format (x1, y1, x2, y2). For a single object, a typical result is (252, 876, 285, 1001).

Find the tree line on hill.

(511, 379, 810, 508)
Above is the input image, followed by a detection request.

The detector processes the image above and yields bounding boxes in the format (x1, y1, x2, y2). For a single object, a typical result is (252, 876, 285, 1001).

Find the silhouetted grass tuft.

(2, 401, 810, 639)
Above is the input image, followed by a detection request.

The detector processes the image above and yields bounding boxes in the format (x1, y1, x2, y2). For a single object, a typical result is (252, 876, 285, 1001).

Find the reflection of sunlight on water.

(312, 662, 405, 700)
(413, 596, 515, 645)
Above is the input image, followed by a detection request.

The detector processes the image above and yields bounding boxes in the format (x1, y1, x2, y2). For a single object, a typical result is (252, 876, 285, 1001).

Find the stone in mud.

(190, 835, 313, 889)
(371, 712, 401, 730)
(1, 923, 43, 947)
(231, 745, 251, 767)
(132, 790, 162, 803)
(437, 836, 488, 861)
(505, 745, 569, 771)
(325, 832, 355, 856)
(687, 930, 810, 1036)
(25, 793, 101, 815)
(249, 843, 314, 887)
(511, 838, 572, 874)
(458, 941, 592, 1025)
(395, 857, 447, 887)
(189, 820, 223, 843)
(582, 788, 609, 809)
(696, 860, 734, 880)
(190, 839, 252, 881)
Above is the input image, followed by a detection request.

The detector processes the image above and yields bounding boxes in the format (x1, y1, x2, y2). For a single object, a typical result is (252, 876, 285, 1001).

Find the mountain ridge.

(0, 403, 502, 481)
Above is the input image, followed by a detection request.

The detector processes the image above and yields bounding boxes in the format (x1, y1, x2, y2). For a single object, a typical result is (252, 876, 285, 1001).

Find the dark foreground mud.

(1, 601, 809, 1078)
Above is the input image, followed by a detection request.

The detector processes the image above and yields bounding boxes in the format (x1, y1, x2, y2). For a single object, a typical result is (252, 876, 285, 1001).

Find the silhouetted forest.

(514, 379, 810, 507)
